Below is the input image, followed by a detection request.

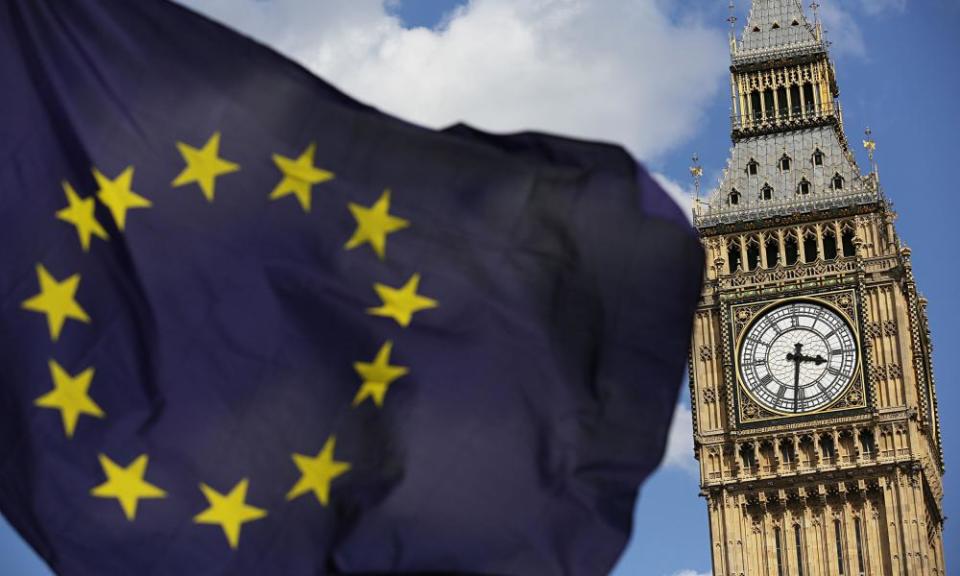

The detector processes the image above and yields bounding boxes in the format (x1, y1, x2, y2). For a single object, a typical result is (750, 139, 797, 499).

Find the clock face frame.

(736, 299, 860, 416)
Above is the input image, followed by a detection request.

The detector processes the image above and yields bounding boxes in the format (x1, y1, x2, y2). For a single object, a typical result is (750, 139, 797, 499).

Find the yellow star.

(94, 166, 152, 230)
(194, 479, 266, 549)
(367, 273, 439, 328)
(91, 454, 167, 520)
(287, 436, 351, 506)
(56, 181, 108, 251)
(34, 360, 104, 438)
(21, 264, 90, 341)
(172, 131, 240, 202)
(352, 341, 409, 408)
(345, 189, 410, 260)
(270, 143, 334, 212)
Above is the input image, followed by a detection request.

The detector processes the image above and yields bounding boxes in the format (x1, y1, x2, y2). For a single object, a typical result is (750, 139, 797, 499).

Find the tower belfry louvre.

(688, 1, 946, 574)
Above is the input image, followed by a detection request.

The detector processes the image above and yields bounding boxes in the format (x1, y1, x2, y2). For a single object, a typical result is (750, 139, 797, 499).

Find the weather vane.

(690, 154, 703, 200)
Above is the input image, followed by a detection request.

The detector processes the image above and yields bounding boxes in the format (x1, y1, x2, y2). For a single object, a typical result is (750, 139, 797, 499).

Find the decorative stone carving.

(699, 345, 714, 362)
(870, 365, 887, 383)
(882, 320, 897, 336)
(887, 363, 902, 379)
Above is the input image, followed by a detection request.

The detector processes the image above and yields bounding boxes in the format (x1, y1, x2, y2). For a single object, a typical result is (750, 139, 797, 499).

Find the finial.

(690, 153, 704, 200)
(863, 127, 876, 156)
(863, 127, 879, 180)
(810, 1, 822, 41)
(727, 0, 738, 50)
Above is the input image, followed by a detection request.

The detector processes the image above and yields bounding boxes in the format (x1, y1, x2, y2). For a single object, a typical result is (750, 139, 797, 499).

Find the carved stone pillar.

(815, 222, 825, 262)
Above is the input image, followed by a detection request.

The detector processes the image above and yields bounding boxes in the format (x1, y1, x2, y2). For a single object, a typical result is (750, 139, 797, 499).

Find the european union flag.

(0, 0, 703, 574)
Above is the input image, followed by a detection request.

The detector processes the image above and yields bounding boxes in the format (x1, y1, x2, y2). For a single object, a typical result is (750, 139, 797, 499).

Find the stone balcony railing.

(694, 188, 877, 228)
(701, 420, 918, 487)
(701, 254, 902, 298)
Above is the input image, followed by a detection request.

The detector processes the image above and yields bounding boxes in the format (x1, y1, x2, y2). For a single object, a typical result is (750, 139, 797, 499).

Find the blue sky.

(2, 1, 958, 575)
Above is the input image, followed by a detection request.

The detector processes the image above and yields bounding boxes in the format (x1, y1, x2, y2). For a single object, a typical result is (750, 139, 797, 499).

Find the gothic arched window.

(823, 226, 838, 260)
(790, 85, 801, 115)
(761, 184, 773, 200)
(803, 228, 818, 263)
(860, 429, 876, 456)
(832, 173, 845, 190)
(729, 188, 741, 206)
(784, 232, 799, 266)
(774, 527, 785, 576)
(746, 236, 761, 271)
(764, 234, 780, 268)
(841, 225, 857, 257)
(803, 83, 816, 114)
(834, 520, 846, 574)
(795, 525, 806, 576)
(771, 22, 780, 30)
(727, 238, 742, 273)
(797, 178, 811, 195)
(855, 518, 867, 575)
(747, 159, 759, 176)
(812, 148, 824, 166)
(779, 154, 792, 171)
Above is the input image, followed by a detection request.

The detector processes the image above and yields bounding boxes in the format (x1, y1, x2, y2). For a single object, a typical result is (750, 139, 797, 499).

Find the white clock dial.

(738, 300, 858, 414)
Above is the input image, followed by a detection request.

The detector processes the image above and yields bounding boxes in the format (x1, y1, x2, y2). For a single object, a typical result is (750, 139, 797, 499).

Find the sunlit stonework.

(688, 1, 946, 574)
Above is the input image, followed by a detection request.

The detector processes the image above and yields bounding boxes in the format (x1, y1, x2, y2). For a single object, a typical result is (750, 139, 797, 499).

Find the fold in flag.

(0, 1, 703, 574)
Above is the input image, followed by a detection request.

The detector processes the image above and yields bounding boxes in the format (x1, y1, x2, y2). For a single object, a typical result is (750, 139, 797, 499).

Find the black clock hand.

(786, 345, 831, 413)
(786, 342, 803, 413)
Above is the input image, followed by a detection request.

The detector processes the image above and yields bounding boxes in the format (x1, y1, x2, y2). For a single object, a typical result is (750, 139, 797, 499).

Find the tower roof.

(694, 0, 878, 228)
(694, 126, 877, 228)
(734, 0, 823, 64)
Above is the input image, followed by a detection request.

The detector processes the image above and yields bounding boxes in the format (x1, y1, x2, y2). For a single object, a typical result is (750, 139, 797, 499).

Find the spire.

(735, 0, 822, 60)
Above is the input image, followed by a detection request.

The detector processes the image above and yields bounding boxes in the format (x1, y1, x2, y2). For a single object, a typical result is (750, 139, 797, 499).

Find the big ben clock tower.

(689, 1, 946, 575)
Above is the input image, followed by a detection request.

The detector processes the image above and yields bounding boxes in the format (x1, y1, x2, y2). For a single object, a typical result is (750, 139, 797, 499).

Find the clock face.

(738, 300, 858, 414)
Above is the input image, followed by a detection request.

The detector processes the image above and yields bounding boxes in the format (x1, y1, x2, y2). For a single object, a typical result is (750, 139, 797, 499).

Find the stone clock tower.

(689, 1, 946, 575)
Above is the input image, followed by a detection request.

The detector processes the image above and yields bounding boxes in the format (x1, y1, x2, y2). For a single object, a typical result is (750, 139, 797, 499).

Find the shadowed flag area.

(0, 0, 703, 574)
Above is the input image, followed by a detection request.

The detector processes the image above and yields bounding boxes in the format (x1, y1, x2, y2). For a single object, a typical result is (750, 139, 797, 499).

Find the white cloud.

(858, 0, 906, 15)
(669, 570, 710, 576)
(176, 0, 727, 162)
(819, 3, 866, 58)
(661, 402, 698, 475)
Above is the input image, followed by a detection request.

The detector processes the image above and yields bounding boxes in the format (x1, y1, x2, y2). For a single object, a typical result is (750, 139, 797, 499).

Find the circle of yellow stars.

(22, 130, 439, 550)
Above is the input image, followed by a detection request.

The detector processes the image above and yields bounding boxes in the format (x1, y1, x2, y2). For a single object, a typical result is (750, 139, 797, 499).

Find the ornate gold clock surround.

(728, 289, 868, 425)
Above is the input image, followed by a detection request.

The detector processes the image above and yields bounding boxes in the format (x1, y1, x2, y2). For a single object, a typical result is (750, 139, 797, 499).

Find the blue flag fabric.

(0, 1, 704, 574)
